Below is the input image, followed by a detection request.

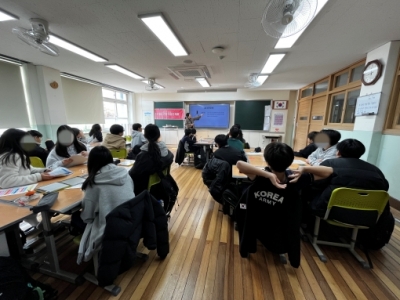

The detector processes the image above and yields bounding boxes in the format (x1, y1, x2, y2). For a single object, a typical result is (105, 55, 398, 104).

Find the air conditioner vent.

(168, 65, 211, 79)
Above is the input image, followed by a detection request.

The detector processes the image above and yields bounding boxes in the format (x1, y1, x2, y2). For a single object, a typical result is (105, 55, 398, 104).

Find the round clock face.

(362, 60, 382, 85)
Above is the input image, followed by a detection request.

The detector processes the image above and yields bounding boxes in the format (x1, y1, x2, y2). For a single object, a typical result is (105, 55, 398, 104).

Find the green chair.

(148, 167, 170, 190)
(110, 149, 127, 159)
(307, 188, 389, 269)
(30, 156, 45, 168)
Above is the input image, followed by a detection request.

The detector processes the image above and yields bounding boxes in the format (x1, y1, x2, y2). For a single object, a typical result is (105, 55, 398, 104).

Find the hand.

(41, 173, 54, 181)
(305, 159, 310, 164)
(267, 173, 287, 189)
(80, 151, 88, 157)
(62, 158, 73, 166)
(288, 167, 304, 183)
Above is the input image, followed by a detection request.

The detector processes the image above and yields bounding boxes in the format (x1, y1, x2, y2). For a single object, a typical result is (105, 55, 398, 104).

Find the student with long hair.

(87, 124, 103, 144)
(129, 124, 174, 195)
(0, 129, 54, 227)
(46, 125, 88, 169)
(0, 129, 53, 188)
(77, 146, 135, 263)
(72, 127, 88, 144)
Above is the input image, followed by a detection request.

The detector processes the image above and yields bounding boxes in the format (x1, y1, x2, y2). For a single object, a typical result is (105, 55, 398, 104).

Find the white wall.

(134, 90, 297, 147)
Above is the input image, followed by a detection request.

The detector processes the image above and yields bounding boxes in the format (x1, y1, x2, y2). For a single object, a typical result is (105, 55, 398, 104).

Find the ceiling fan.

(244, 74, 262, 89)
(12, 18, 59, 56)
(144, 78, 164, 91)
(262, 0, 317, 39)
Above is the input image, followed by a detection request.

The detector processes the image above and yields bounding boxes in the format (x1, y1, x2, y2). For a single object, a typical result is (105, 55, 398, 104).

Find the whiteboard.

(355, 93, 381, 116)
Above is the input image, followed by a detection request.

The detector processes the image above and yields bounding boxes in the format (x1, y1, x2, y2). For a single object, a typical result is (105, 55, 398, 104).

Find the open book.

(64, 154, 88, 168)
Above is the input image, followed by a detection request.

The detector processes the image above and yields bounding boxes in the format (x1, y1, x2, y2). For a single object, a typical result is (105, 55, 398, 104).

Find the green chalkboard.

(154, 102, 184, 128)
(234, 100, 271, 130)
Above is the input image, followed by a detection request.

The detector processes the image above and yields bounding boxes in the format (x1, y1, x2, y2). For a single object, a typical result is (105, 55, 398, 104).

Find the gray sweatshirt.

(307, 145, 338, 166)
(131, 130, 147, 148)
(77, 163, 135, 264)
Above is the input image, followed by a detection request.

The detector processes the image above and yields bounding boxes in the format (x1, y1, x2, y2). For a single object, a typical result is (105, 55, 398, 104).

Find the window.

(385, 52, 400, 133)
(315, 80, 328, 94)
(301, 86, 313, 98)
(334, 72, 349, 88)
(350, 64, 364, 82)
(328, 88, 360, 126)
(102, 88, 129, 133)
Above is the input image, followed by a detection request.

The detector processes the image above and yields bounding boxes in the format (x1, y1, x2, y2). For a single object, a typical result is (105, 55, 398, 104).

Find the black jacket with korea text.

(237, 169, 313, 268)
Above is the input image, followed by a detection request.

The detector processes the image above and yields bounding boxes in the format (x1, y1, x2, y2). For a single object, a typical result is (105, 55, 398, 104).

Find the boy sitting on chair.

(236, 143, 327, 267)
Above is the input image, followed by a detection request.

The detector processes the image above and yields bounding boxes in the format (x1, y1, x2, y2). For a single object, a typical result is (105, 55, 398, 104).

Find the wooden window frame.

(313, 77, 330, 96)
(300, 84, 313, 99)
(384, 52, 400, 135)
(326, 87, 361, 130)
(349, 61, 365, 84)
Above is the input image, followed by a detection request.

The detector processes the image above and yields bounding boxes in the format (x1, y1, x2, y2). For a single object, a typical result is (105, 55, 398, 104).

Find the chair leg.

(348, 228, 370, 269)
(279, 254, 287, 264)
(306, 217, 328, 263)
(83, 252, 122, 296)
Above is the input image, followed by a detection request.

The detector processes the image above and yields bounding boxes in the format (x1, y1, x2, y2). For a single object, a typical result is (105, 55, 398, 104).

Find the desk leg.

(39, 210, 82, 284)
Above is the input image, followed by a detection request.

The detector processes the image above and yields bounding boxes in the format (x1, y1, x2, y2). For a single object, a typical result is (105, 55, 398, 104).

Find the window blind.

(0, 61, 30, 128)
(61, 77, 105, 124)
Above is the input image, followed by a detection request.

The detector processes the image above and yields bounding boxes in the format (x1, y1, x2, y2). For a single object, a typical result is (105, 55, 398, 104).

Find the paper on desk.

(246, 152, 263, 156)
(293, 160, 307, 165)
(0, 184, 37, 196)
(48, 167, 73, 177)
(64, 154, 88, 168)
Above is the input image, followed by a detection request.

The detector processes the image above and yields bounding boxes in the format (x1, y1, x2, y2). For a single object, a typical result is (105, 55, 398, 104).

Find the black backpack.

(150, 171, 179, 216)
(357, 209, 395, 250)
(0, 256, 58, 300)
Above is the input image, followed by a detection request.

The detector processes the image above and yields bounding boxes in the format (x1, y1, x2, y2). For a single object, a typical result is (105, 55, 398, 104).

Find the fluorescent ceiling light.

(0, 9, 18, 21)
(261, 54, 286, 74)
(139, 13, 188, 56)
(196, 77, 211, 88)
(48, 34, 108, 62)
(275, 0, 329, 49)
(256, 75, 269, 85)
(0, 56, 22, 66)
(105, 64, 144, 80)
(141, 79, 164, 89)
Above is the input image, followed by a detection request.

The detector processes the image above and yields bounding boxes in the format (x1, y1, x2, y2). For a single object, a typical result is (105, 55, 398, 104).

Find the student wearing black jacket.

(202, 157, 231, 202)
(236, 143, 324, 267)
(213, 134, 247, 166)
(26, 130, 48, 165)
(293, 131, 318, 158)
(129, 124, 173, 195)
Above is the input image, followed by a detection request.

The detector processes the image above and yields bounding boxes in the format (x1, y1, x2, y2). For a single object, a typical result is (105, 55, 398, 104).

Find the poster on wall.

(271, 110, 287, 132)
(143, 111, 153, 126)
(154, 108, 185, 120)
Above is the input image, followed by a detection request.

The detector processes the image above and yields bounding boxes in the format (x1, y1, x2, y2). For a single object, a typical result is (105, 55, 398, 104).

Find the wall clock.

(361, 60, 383, 86)
(273, 100, 288, 110)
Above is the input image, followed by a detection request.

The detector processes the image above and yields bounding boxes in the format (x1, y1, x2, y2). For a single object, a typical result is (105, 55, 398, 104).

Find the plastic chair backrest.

(110, 149, 127, 159)
(125, 135, 132, 142)
(30, 156, 45, 168)
(325, 188, 389, 223)
(147, 167, 170, 190)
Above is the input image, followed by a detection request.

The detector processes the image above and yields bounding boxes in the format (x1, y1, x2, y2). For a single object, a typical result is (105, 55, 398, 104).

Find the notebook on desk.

(36, 183, 69, 194)
(60, 177, 85, 186)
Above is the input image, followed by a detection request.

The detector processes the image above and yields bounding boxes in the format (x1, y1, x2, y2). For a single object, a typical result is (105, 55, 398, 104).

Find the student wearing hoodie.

(131, 123, 147, 148)
(77, 146, 135, 264)
(102, 124, 126, 150)
(129, 124, 174, 195)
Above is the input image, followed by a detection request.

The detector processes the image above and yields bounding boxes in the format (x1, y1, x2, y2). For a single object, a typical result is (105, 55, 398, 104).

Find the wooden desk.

(0, 203, 32, 231)
(195, 139, 214, 162)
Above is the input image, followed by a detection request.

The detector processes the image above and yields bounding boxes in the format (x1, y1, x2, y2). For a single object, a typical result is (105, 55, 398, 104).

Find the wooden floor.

(31, 165, 400, 300)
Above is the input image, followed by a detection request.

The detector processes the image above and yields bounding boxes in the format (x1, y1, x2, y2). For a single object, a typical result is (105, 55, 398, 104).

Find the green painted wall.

(375, 135, 400, 200)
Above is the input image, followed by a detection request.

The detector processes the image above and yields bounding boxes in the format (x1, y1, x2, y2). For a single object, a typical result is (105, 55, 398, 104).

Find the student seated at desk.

(129, 124, 174, 195)
(26, 130, 49, 165)
(236, 143, 325, 267)
(227, 126, 244, 151)
(102, 124, 126, 150)
(307, 129, 341, 166)
(213, 134, 247, 165)
(0, 129, 54, 226)
(191, 128, 197, 143)
(131, 123, 147, 148)
(87, 123, 103, 144)
(181, 129, 197, 153)
(76, 146, 135, 263)
(46, 125, 88, 169)
(293, 139, 390, 216)
(293, 131, 318, 158)
(72, 127, 88, 144)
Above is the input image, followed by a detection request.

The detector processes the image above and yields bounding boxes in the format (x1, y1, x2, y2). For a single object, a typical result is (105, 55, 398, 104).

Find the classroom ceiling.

(0, 0, 400, 93)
